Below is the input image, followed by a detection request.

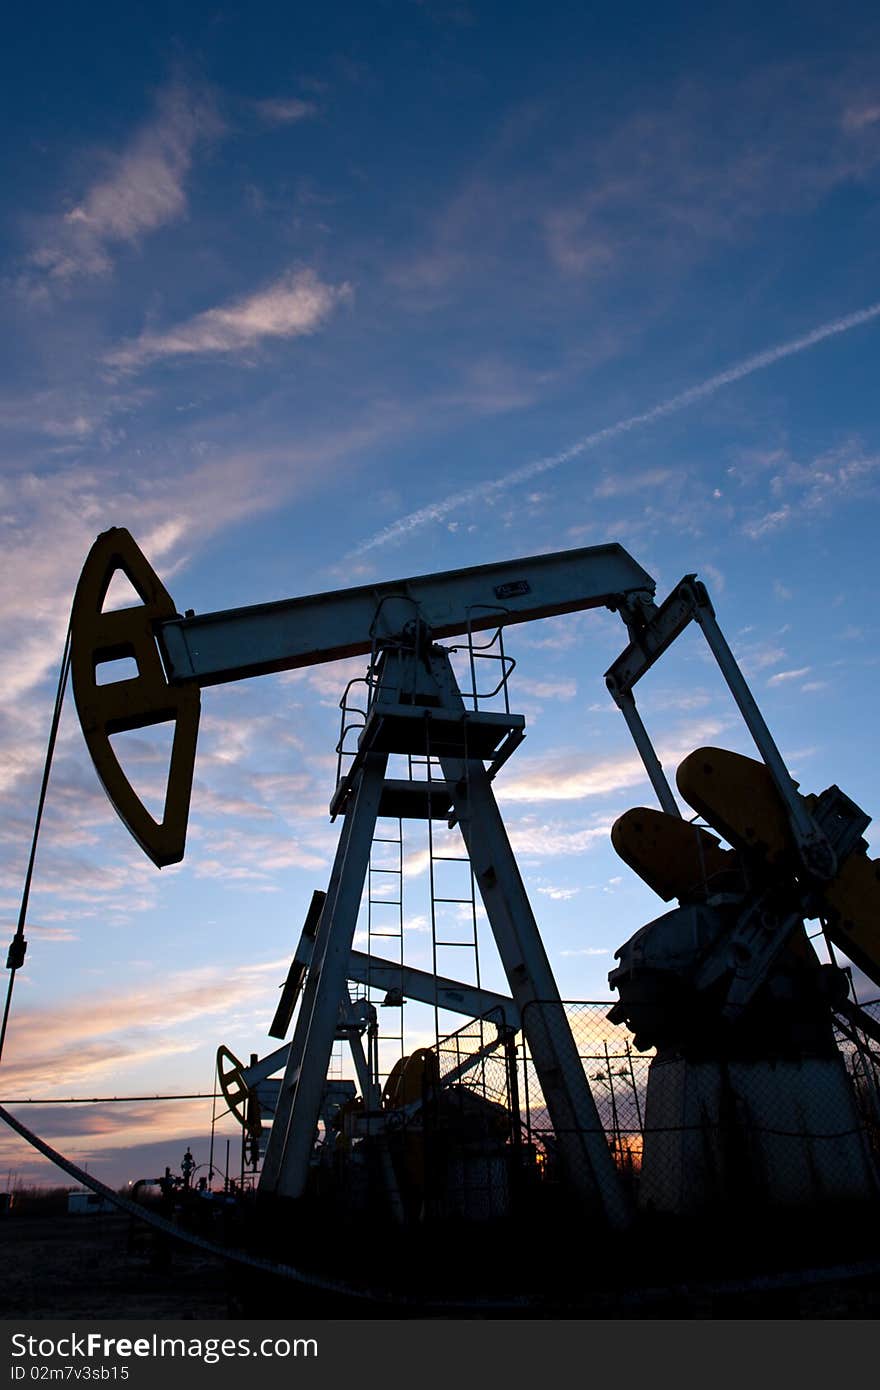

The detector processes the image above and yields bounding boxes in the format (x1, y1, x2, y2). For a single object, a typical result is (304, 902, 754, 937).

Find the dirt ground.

(0, 1213, 231, 1320)
(2, 1209, 879, 1320)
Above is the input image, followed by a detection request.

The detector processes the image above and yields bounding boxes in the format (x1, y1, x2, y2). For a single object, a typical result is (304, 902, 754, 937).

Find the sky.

(1, 0, 880, 1190)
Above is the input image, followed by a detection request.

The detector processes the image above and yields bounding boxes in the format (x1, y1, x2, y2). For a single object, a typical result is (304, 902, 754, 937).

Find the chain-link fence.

(426, 1008, 516, 1220)
(431, 997, 880, 1217)
(517, 1001, 649, 1193)
(834, 998, 880, 1169)
(314, 996, 880, 1223)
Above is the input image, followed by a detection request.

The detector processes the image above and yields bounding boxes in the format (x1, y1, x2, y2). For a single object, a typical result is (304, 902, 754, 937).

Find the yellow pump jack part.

(610, 808, 736, 902)
(673, 746, 880, 990)
(381, 1048, 440, 1110)
(822, 852, 880, 988)
(676, 747, 796, 866)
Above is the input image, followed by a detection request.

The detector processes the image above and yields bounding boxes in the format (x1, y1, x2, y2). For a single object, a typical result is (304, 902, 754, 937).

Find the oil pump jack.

(70, 530, 880, 1232)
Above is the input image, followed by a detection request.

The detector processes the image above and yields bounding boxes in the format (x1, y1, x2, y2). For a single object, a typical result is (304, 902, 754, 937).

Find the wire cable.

(0, 1093, 221, 1105)
(0, 621, 72, 1064)
(3, 1099, 880, 1314)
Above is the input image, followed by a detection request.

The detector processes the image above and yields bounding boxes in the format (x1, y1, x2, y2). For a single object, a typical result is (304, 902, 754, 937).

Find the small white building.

(67, 1189, 115, 1214)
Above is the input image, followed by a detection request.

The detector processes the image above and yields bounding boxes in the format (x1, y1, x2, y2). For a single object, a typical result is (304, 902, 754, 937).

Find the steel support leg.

(439, 751, 632, 1229)
(259, 752, 388, 1197)
(614, 689, 681, 818)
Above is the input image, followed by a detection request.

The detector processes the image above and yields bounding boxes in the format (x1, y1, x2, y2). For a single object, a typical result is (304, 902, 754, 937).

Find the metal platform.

(358, 703, 525, 761)
(329, 704, 525, 818)
(330, 776, 455, 820)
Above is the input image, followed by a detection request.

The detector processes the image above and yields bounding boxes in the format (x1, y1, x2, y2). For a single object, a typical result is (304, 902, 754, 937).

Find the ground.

(1, 1209, 879, 1319)
(0, 1214, 229, 1320)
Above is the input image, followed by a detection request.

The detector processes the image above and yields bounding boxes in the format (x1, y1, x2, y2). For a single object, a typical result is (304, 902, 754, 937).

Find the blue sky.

(1, 0, 880, 1188)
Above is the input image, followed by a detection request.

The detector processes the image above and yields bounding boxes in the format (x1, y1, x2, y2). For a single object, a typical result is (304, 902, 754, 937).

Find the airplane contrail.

(354, 298, 880, 554)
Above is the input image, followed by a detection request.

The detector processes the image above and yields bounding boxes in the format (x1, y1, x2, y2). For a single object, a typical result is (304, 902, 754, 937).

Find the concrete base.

(639, 1053, 879, 1214)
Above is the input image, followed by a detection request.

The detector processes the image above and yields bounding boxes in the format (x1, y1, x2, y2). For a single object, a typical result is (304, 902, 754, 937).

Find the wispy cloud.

(767, 666, 811, 686)
(387, 61, 880, 313)
(542, 207, 615, 277)
(105, 268, 351, 370)
(539, 71, 880, 278)
(842, 103, 880, 132)
(0, 1098, 226, 1189)
(498, 719, 724, 805)
(354, 299, 880, 552)
(0, 958, 286, 1095)
(732, 638, 788, 676)
(254, 97, 318, 125)
(281, 655, 372, 706)
(30, 84, 221, 282)
(742, 443, 880, 540)
(593, 467, 679, 499)
(515, 677, 578, 701)
(507, 819, 613, 858)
